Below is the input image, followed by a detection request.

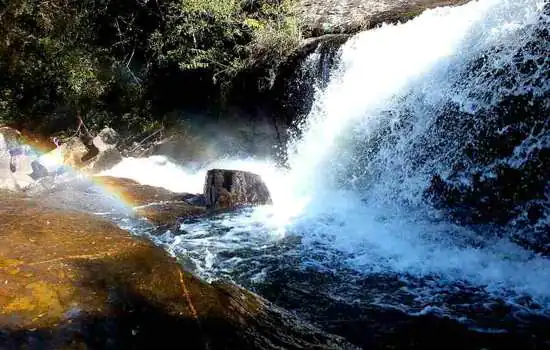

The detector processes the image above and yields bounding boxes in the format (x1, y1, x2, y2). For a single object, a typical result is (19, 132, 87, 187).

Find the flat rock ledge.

(0, 196, 356, 349)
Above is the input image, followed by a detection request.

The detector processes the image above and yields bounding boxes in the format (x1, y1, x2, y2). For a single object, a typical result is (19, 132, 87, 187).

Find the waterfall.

(287, 0, 548, 206)
(272, 0, 550, 314)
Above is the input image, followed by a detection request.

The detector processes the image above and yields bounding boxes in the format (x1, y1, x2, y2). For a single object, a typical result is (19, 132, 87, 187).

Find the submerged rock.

(0, 196, 354, 349)
(204, 169, 272, 210)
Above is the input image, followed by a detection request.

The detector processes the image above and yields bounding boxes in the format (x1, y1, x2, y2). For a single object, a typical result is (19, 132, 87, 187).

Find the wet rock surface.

(94, 176, 207, 226)
(0, 196, 355, 349)
(96, 168, 273, 226)
(0, 128, 41, 191)
(0, 127, 125, 192)
(204, 169, 272, 210)
(0, 127, 21, 151)
(95, 176, 189, 206)
(0, 155, 36, 191)
(298, 0, 471, 36)
(2, 164, 271, 230)
(57, 127, 122, 174)
(423, 18, 550, 254)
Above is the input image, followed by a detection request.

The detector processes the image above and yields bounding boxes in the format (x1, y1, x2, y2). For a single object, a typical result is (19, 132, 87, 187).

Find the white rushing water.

(276, 0, 550, 306)
(104, 0, 550, 322)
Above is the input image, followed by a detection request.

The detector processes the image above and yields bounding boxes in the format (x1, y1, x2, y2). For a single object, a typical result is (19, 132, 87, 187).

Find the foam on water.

(288, 193, 550, 304)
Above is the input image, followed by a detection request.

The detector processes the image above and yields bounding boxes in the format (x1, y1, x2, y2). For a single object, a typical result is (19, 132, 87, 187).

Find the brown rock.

(95, 176, 184, 206)
(135, 202, 206, 227)
(95, 176, 206, 226)
(0, 196, 354, 349)
(56, 127, 122, 174)
(298, 0, 471, 36)
(204, 169, 272, 210)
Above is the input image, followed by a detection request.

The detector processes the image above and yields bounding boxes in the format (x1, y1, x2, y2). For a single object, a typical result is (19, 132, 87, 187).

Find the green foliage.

(151, 0, 301, 82)
(247, 1, 302, 63)
(0, 0, 302, 134)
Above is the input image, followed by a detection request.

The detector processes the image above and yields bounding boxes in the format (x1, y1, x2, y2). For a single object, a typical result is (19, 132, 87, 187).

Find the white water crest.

(106, 0, 550, 324)
(277, 0, 550, 308)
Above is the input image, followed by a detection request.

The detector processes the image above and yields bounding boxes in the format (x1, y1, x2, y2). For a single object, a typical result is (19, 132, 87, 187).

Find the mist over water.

(107, 0, 550, 334)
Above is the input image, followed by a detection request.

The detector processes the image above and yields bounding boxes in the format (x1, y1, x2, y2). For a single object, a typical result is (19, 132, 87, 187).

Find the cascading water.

(103, 0, 550, 347)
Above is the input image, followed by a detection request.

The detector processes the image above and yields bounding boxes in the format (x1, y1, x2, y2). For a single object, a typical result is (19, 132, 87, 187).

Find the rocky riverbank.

(0, 195, 355, 349)
(0, 124, 359, 349)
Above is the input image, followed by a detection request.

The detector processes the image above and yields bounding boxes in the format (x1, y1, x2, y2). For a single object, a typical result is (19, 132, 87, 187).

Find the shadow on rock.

(0, 196, 354, 349)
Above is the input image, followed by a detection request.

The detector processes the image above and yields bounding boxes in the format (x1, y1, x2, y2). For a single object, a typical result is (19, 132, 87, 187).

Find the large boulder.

(298, 0, 471, 36)
(95, 127, 120, 148)
(0, 196, 354, 349)
(57, 127, 122, 174)
(204, 169, 272, 210)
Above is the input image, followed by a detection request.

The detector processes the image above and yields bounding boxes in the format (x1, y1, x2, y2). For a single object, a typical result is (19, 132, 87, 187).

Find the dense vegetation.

(0, 0, 301, 135)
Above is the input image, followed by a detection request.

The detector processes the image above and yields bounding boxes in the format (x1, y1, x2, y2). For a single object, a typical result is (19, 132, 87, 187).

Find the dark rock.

(270, 35, 347, 152)
(87, 148, 123, 173)
(29, 160, 49, 180)
(204, 169, 272, 210)
(422, 20, 550, 254)
(182, 193, 208, 207)
(0, 196, 354, 349)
